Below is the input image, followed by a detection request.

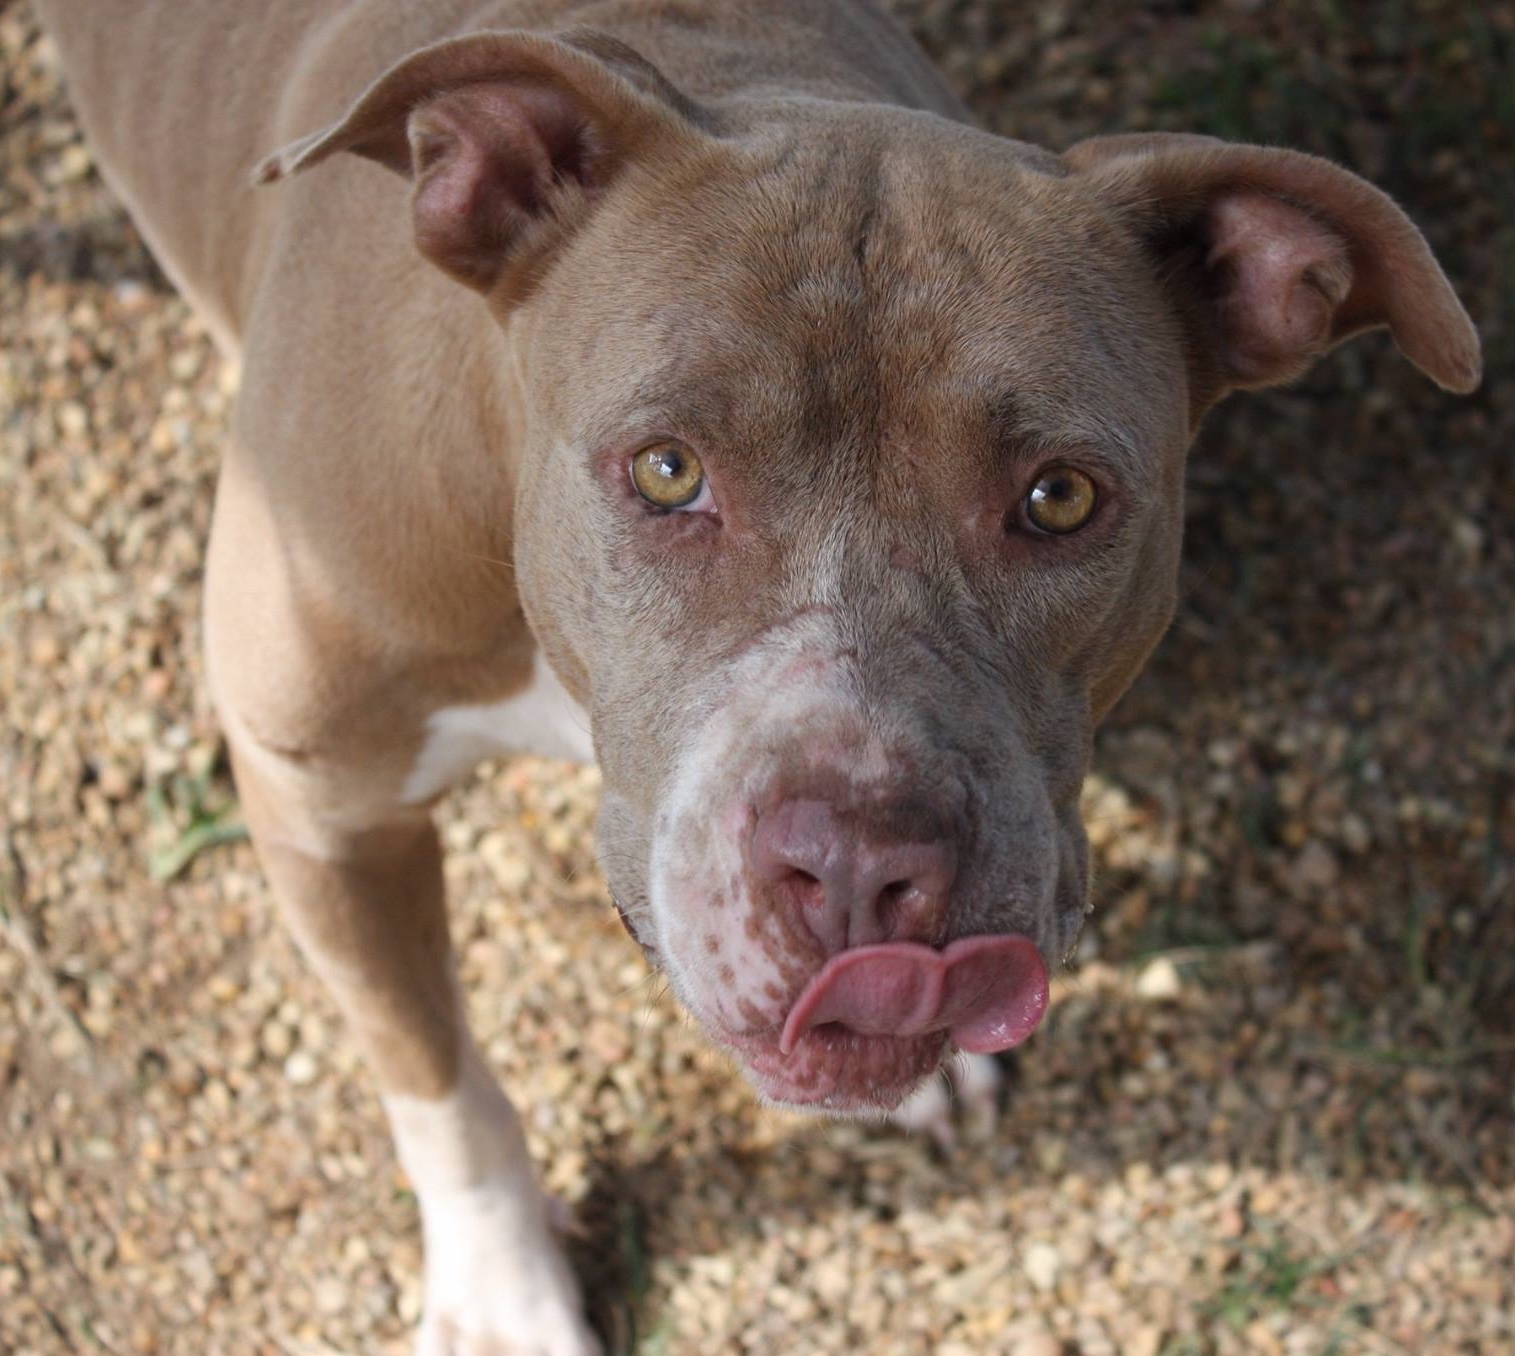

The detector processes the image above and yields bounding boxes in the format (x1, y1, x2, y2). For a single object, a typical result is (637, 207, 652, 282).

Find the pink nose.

(752, 799, 1050, 1056)
(750, 798, 958, 953)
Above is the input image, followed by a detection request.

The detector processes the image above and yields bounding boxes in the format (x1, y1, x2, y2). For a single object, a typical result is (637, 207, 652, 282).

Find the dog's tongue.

(779, 935, 1049, 1056)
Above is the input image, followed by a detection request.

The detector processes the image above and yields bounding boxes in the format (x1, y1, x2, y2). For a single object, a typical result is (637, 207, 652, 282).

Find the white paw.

(412, 1182, 602, 1356)
(889, 1051, 1005, 1150)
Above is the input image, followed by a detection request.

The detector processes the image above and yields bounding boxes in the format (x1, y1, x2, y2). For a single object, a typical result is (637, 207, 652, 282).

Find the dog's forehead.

(548, 112, 1186, 471)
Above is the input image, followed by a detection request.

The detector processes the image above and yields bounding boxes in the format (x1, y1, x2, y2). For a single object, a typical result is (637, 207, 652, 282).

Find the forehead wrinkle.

(737, 129, 883, 284)
(696, 129, 1063, 448)
(575, 126, 1173, 489)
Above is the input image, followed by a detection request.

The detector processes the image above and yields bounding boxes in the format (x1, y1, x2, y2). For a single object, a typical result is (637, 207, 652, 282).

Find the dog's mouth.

(731, 1026, 954, 1111)
(709, 934, 1050, 1111)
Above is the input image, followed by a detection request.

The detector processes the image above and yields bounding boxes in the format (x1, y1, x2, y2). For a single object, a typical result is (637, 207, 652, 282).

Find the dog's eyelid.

(1003, 404, 1141, 463)
(1011, 422, 1150, 494)
(1010, 438, 1110, 487)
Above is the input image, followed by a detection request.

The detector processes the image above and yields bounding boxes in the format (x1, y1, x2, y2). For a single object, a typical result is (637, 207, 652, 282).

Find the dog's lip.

(610, 893, 643, 941)
(687, 934, 1049, 1109)
(716, 1024, 951, 1111)
(610, 892, 663, 962)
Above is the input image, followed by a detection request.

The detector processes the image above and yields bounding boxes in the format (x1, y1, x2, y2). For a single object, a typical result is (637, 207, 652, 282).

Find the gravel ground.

(3, 2, 1512, 1353)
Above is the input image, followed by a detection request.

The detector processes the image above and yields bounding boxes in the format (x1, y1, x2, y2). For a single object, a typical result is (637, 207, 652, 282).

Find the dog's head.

(263, 30, 1480, 1112)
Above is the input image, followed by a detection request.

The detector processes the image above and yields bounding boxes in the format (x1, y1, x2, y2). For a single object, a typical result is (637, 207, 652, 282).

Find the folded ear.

(1065, 133, 1481, 407)
(253, 29, 710, 295)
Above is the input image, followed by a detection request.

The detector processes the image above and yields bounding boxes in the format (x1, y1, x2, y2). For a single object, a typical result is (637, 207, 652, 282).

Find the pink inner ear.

(1205, 192, 1354, 387)
(408, 83, 590, 291)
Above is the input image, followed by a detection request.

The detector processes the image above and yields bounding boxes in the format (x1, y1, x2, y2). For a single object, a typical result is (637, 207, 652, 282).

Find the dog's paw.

(413, 1183, 602, 1356)
(416, 1314, 599, 1356)
(888, 1051, 1005, 1150)
(415, 1313, 599, 1356)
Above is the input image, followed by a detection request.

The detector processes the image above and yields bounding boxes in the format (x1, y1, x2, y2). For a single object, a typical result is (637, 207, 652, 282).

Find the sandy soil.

(3, 1, 1512, 1353)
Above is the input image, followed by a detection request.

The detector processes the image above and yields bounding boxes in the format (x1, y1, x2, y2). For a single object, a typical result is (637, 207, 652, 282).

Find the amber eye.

(1025, 466, 1097, 534)
(631, 442, 706, 509)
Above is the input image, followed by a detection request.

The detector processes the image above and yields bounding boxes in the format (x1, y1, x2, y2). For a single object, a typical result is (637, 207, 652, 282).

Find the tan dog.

(37, 0, 1480, 1351)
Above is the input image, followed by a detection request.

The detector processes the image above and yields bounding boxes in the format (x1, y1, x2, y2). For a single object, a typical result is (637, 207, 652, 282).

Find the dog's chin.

(722, 1025, 951, 1114)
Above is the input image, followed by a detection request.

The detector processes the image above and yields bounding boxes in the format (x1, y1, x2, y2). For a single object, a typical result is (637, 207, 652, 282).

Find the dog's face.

(514, 105, 1188, 1108)
(267, 29, 1478, 1113)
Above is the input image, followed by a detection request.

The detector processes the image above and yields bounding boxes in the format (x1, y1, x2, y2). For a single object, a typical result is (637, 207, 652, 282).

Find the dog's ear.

(1065, 133, 1481, 409)
(253, 29, 711, 295)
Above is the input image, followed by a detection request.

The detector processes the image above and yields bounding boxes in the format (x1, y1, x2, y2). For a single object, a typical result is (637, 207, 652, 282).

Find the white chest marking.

(403, 652, 594, 803)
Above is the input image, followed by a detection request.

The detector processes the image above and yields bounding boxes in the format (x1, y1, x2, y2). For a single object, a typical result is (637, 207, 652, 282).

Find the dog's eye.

(631, 442, 707, 510)
(1025, 466, 1097, 534)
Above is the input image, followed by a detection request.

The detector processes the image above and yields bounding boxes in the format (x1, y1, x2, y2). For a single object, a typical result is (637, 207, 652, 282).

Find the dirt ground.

(2, 2, 1512, 1353)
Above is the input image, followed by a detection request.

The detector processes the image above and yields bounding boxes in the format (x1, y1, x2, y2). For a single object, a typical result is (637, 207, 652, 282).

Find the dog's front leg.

(225, 736, 601, 1356)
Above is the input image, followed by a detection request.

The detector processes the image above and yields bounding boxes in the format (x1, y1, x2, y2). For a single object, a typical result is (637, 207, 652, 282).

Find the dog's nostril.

(777, 866, 824, 907)
(751, 799, 958, 950)
(876, 879, 913, 930)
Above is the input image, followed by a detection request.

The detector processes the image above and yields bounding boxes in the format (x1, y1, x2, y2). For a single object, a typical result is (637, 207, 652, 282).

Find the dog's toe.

(415, 1314, 600, 1356)
(889, 1067, 957, 1149)
(411, 1181, 602, 1356)
(947, 1050, 1005, 1139)
(888, 1052, 1005, 1150)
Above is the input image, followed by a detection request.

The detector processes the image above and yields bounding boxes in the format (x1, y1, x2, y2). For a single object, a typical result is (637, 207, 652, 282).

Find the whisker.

(614, 969, 662, 999)
(448, 547, 518, 575)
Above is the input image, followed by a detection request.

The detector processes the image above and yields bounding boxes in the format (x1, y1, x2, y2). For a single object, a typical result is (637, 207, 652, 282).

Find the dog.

(35, 0, 1480, 1351)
